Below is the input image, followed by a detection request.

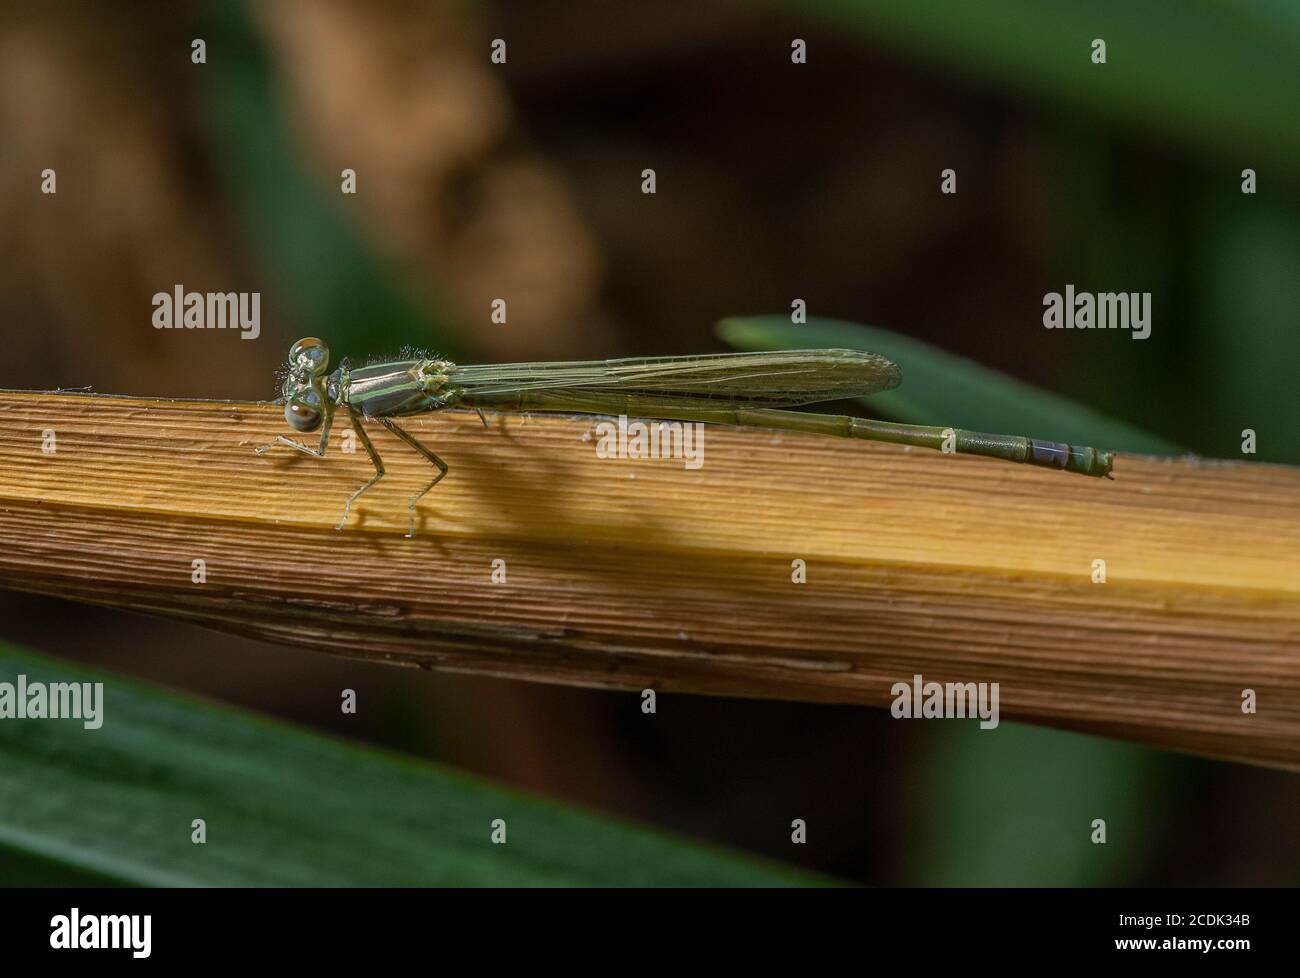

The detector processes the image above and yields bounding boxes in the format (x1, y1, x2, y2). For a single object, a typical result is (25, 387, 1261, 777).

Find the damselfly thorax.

(334, 358, 460, 418)
(257, 337, 1113, 539)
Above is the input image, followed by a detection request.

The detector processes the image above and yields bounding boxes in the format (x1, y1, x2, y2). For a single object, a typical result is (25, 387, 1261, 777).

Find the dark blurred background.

(1, 0, 1297, 884)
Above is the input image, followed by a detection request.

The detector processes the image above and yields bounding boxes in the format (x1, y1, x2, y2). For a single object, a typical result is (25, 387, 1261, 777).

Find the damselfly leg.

(377, 417, 448, 538)
(337, 406, 387, 531)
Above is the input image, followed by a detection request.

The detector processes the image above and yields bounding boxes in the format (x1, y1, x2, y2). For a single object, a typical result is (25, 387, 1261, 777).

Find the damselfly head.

(280, 338, 330, 431)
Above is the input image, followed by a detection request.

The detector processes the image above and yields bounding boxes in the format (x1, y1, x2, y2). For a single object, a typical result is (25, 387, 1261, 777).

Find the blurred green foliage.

(202, 0, 461, 365)
(795, 0, 1300, 170)
(0, 643, 826, 886)
(913, 722, 1164, 886)
(783, 0, 1300, 468)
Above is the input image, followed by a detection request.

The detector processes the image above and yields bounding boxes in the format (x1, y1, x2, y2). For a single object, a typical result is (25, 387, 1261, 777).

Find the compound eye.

(285, 389, 324, 432)
(289, 336, 330, 376)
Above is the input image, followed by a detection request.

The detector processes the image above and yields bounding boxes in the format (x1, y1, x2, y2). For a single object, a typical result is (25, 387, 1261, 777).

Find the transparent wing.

(448, 349, 900, 410)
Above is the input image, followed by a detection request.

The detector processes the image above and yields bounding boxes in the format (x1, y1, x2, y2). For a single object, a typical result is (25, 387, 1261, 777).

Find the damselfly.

(257, 337, 1114, 537)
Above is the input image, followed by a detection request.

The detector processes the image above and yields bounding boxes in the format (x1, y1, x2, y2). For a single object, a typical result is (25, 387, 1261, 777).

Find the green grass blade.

(0, 643, 827, 887)
(718, 316, 1182, 454)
